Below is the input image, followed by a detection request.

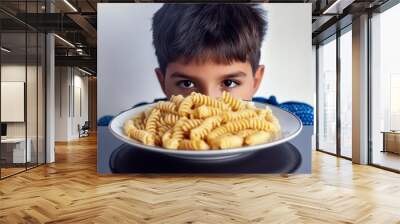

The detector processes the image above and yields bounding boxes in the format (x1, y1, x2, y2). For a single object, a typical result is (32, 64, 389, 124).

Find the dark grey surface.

(109, 142, 301, 173)
(97, 126, 313, 174)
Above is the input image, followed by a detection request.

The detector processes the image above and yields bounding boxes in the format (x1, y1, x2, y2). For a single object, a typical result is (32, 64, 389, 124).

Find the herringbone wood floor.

(1, 134, 400, 224)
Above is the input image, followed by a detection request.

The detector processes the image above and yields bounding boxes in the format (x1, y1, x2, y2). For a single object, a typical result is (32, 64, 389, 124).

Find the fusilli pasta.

(123, 91, 281, 150)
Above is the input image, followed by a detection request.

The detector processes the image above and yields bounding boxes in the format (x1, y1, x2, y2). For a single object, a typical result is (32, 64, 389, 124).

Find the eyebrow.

(170, 71, 247, 79)
(222, 72, 247, 79)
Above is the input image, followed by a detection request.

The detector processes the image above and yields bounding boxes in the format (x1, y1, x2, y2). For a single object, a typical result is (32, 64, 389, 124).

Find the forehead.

(165, 59, 253, 78)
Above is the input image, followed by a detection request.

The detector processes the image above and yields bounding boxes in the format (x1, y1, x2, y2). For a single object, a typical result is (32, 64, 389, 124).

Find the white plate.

(109, 102, 302, 161)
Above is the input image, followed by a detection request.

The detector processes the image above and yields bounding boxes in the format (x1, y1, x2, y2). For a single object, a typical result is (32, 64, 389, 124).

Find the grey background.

(97, 3, 313, 118)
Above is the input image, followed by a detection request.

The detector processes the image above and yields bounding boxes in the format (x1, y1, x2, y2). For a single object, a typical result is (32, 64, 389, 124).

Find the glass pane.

(371, 4, 400, 171)
(38, 33, 45, 165)
(27, 31, 38, 169)
(340, 29, 352, 158)
(24, 0, 38, 169)
(318, 37, 337, 154)
(1, 31, 27, 177)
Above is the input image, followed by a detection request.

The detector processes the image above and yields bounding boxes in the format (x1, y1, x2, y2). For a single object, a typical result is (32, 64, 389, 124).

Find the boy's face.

(155, 59, 264, 100)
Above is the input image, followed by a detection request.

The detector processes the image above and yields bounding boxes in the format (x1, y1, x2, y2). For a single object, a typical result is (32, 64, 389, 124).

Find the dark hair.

(152, 4, 268, 74)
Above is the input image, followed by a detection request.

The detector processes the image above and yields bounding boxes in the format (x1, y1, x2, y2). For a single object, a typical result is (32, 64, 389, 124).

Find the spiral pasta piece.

(172, 117, 189, 130)
(207, 117, 253, 142)
(256, 107, 270, 118)
(163, 113, 180, 125)
(162, 129, 173, 143)
(190, 92, 229, 110)
(208, 132, 230, 149)
(171, 129, 185, 140)
(163, 138, 180, 149)
(248, 119, 278, 133)
(214, 135, 244, 149)
(170, 94, 185, 106)
(222, 109, 258, 122)
(181, 119, 203, 132)
(194, 105, 224, 118)
(237, 129, 258, 138)
(245, 131, 272, 146)
(157, 125, 172, 137)
(132, 130, 155, 146)
(222, 91, 245, 111)
(223, 118, 251, 133)
(126, 123, 155, 146)
(154, 134, 162, 146)
(262, 107, 281, 131)
(190, 116, 222, 140)
(143, 109, 152, 123)
(178, 96, 194, 116)
(155, 117, 166, 127)
(166, 117, 189, 141)
(206, 126, 229, 144)
(245, 101, 257, 109)
(145, 108, 161, 135)
(132, 116, 145, 130)
(124, 120, 135, 137)
(136, 122, 146, 130)
(178, 139, 210, 150)
(155, 101, 177, 114)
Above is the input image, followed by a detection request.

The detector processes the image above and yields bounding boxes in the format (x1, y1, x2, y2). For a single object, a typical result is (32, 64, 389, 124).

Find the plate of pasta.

(109, 92, 302, 161)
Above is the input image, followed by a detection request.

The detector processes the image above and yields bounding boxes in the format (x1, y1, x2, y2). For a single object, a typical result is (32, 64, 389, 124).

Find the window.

(317, 25, 353, 159)
(0, 1, 47, 179)
(317, 37, 337, 155)
(339, 29, 352, 158)
(370, 3, 400, 171)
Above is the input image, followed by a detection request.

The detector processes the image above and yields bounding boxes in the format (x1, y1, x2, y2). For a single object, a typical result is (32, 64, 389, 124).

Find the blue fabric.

(98, 115, 114, 127)
(98, 95, 314, 126)
(279, 102, 314, 126)
(252, 95, 279, 106)
(253, 96, 314, 125)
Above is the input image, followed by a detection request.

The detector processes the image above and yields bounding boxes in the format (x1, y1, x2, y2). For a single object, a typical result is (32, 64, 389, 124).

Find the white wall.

(98, 3, 313, 117)
(1, 65, 41, 137)
(72, 73, 89, 138)
(55, 66, 69, 141)
(1, 65, 26, 128)
(55, 67, 89, 141)
(312, 45, 317, 150)
(258, 4, 313, 105)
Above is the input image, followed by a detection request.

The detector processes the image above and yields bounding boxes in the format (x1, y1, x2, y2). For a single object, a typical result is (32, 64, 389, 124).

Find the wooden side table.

(381, 131, 400, 154)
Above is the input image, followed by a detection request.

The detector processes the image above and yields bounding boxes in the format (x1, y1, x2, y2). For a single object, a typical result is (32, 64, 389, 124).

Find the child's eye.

(222, 80, 240, 88)
(177, 80, 195, 88)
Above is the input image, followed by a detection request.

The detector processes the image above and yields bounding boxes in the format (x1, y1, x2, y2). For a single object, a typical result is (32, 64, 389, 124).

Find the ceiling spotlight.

(54, 34, 75, 48)
(322, 0, 354, 15)
(1, 47, 11, 53)
(76, 48, 84, 55)
(63, 0, 78, 12)
(78, 67, 93, 76)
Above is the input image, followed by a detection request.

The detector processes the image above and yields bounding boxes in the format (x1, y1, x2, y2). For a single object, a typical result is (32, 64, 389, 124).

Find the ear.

(155, 68, 168, 96)
(252, 65, 265, 95)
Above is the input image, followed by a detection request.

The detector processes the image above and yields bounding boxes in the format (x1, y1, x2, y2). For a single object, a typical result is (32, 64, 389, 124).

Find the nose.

(199, 86, 222, 98)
